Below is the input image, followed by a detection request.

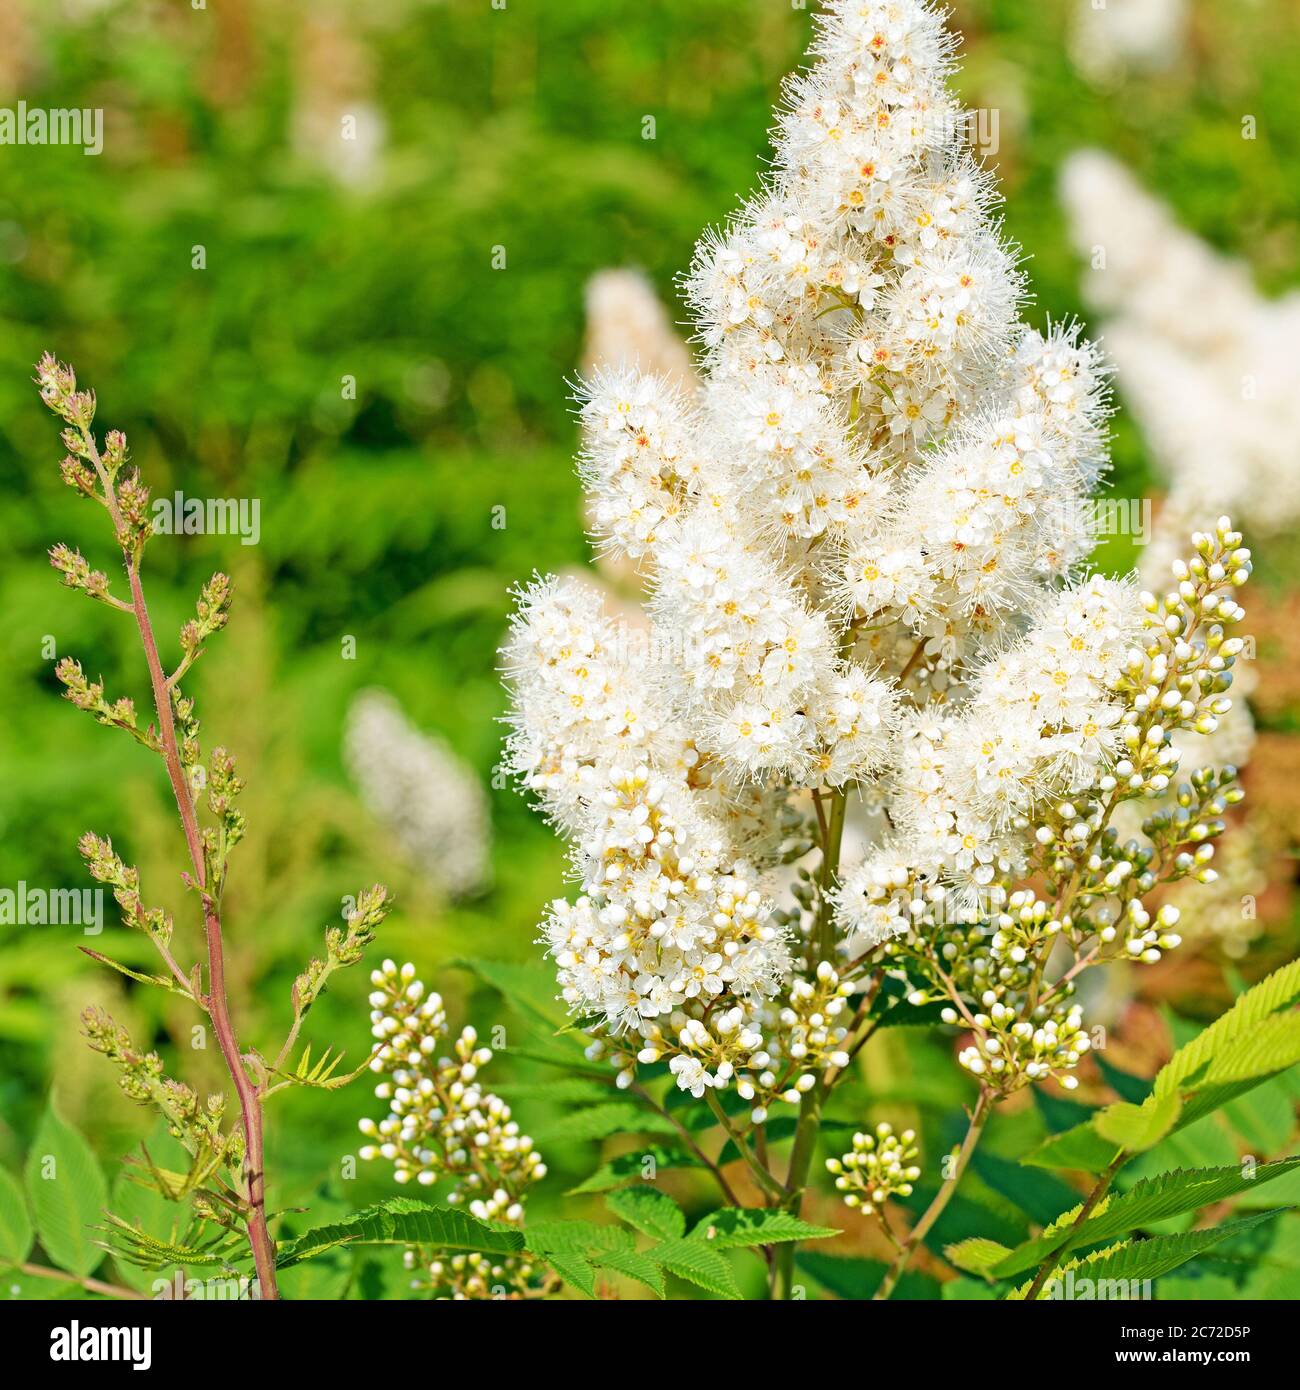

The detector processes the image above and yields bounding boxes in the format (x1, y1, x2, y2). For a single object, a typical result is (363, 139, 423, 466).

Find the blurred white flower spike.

(345, 689, 491, 900)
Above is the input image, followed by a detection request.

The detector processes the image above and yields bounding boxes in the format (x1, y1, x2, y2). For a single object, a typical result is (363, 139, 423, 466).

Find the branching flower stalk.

(37, 355, 392, 1299)
(497, 0, 1254, 1301)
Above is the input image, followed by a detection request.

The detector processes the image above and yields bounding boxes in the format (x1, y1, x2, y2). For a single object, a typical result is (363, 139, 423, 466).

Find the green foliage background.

(0, 0, 1297, 1299)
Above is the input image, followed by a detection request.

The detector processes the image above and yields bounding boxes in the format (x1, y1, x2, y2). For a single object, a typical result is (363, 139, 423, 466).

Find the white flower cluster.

(344, 689, 491, 899)
(502, 1, 1249, 1114)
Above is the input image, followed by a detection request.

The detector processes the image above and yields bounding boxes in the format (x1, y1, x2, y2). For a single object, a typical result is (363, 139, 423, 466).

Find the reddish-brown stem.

(124, 563, 279, 1298)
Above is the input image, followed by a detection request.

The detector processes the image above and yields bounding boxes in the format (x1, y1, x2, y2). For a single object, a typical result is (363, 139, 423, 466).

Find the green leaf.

(537, 1103, 677, 1143)
(98, 1213, 247, 1273)
(994, 1158, 1300, 1279)
(688, 1207, 838, 1250)
(524, 1218, 634, 1296)
(795, 1251, 941, 1300)
(524, 1218, 633, 1258)
(493, 1079, 612, 1105)
(1023, 1119, 1119, 1172)
(24, 1104, 108, 1278)
(1015, 1209, 1284, 1299)
(108, 1123, 194, 1291)
(1152, 958, 1300, 1104)
(451, 958, 568, 1028)
(594, 1246, 666, 1297)
(1022, 1091, 1180, 1174)
(542, 1249, 597, 1298)
(1093, 1092, 1182, 1153)
(651, 1238, 743, 1299)
(269, 1042, 373, 1092)
(605, 1187, 685, 1241)
(945, 1236, 1012, 1276)
(567, 1144, 702, 1195)
(275, 1198, 522, 1269)
(0, 1168, 33, 1265)
(971, 1151, 1078, 1226)
(1094, 1054, 1153, 1104)
(78, 947, 190, 996)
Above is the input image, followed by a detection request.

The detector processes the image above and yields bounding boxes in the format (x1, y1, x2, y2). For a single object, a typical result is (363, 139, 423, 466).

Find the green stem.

(872, 1087, 994, 1301)
(1023, 1150, 1125, 1301)
(774, 1076, 828, 1299)
(706, 1092, 784, 1203)
(774, 788, 847, 1299)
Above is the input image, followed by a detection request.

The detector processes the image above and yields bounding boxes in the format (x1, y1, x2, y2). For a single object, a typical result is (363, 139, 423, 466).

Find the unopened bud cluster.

(826, 1122, 921, 1213)
(359, 960, 546, 1297)
(82, 1006, 241, 1177)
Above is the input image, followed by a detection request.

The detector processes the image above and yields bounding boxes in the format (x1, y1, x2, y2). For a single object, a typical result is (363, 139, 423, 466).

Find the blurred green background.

(1, 0, 1298, 1298)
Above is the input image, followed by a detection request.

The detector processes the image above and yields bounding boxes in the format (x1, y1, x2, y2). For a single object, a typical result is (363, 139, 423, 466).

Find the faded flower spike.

(36, 355, 391, 1300)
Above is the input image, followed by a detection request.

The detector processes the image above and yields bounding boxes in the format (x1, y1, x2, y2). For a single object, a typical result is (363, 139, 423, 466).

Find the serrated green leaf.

(945, 1236, 1011, 1276)
(537, 1103, 677, 1143)
(567, 1144, 702, 1195)
(995, 1157, 1300, 1279)
(971, 1151, 1078, 1226)
(270, 1043, 373, 1093)
(98, 1213, 247, 1273)
(605, 1187, 685, 1241)
(1015, 1209, 1284, 1299)
(652, 1238, 743, 1299)
(451, 958, 568, 1028)
(524, 1218, 634, 1259)
(493, 1079, 612, 1105)
(1094, 1054, 1153, 1104)
(276, 1198, 522, 1269)
(24, 1104, 108, 1278)
(544, 1249, 597, 1297)
(688, 1207, 838, 1250)
(0, 1168, 33, 1265)
(1023, 1119, 1121, 1173)
(108, 1123, 195, 1291)
(595, 1246, 666, 1297)
(1193, 1012, 1300, 1092)
(524, 1218, 636, 1295)
(1094, 1092, 1182, 1153)
(1153, 959, 1300, 1104)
